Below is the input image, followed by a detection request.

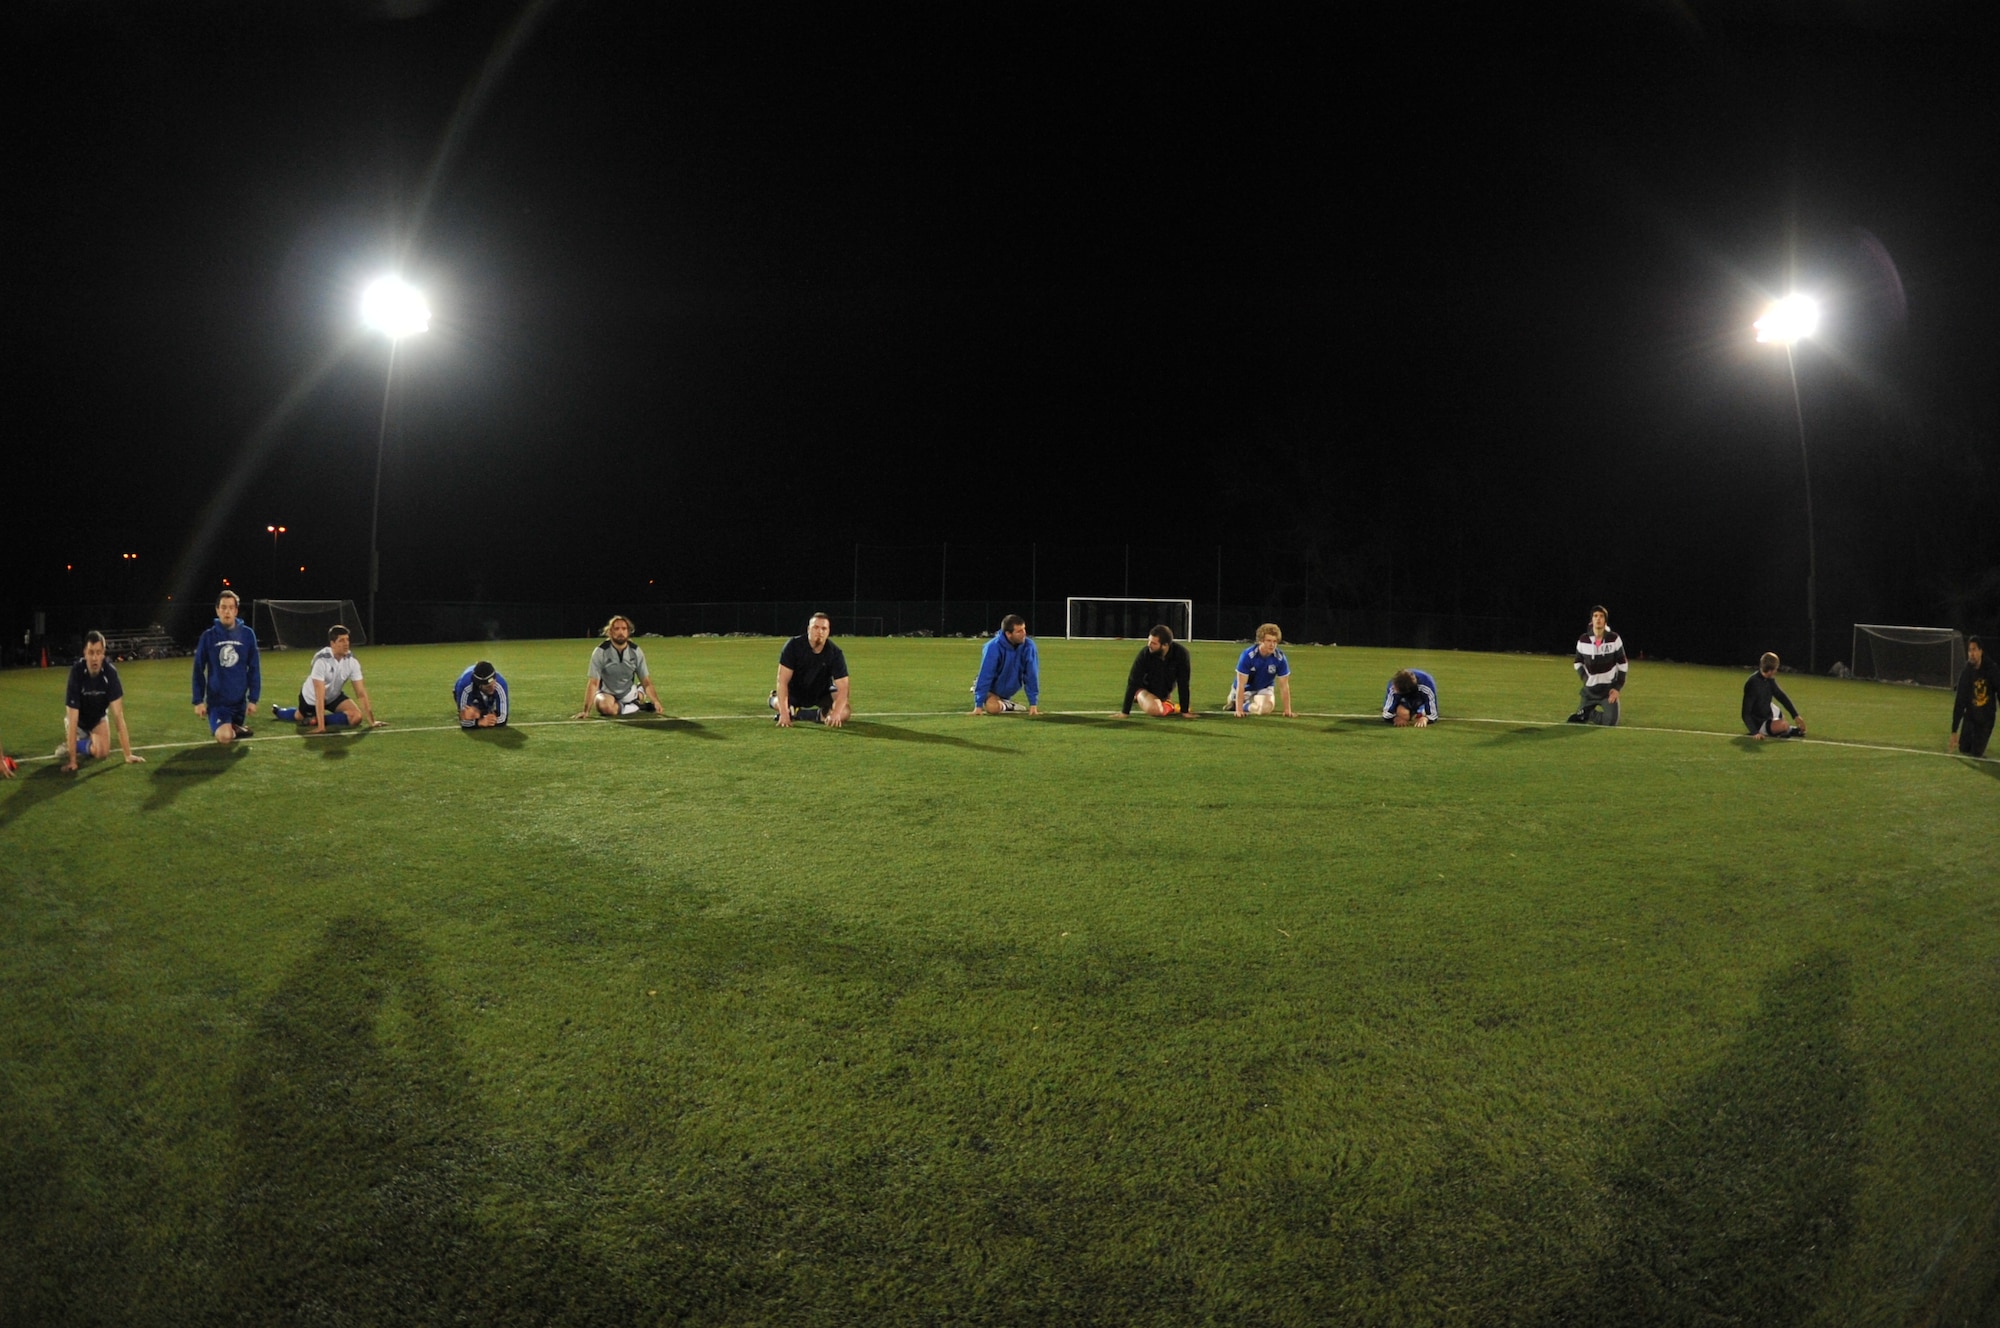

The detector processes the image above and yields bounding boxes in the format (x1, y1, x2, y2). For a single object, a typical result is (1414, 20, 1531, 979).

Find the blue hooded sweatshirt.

(973, 633, 1040, 708)
(191, 616, 262, 707)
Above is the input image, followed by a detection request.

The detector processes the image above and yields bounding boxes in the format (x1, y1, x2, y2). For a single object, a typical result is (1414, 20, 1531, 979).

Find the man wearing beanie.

(456, 660, 511, 729)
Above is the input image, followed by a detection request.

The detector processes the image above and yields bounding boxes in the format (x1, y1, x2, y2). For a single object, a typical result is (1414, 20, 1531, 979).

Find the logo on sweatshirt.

(219, 643, 240, 669)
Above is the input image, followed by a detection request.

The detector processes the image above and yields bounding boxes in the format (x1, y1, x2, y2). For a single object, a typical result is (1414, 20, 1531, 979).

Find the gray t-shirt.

(589, 641, 648, 696)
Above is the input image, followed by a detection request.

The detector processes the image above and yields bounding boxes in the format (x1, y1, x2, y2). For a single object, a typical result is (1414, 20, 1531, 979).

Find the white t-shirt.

(302, 648, 364, 707)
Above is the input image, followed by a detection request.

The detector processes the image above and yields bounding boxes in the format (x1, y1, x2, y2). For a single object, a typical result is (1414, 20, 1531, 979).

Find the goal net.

(1850, 623, 1963, 689)
(1066, 597, 1194, 641)
(253, 599, 366, 651)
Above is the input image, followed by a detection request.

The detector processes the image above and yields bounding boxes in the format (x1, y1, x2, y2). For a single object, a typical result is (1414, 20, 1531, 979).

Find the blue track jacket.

(973, 634, 1041, 708)
(191, 618, 262, 707)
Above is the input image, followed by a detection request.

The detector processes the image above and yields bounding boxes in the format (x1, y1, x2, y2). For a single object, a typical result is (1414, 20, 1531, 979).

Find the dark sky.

(10, 0, 1997, 664)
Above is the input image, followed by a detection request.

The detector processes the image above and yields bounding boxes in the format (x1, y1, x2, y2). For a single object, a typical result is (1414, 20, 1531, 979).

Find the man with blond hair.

(1226, 623, 1296, 717)
(575, 615, 665, 718)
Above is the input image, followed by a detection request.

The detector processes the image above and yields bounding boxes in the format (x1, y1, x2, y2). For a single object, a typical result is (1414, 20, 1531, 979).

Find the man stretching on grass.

(63, 630, 145, 773)
(455, 660, 510, 728)
(575, 615, 665, 719)
(1950, 634, 1993, 757)
(273, 626, 385, 733)
(971, 613, 1040, 715)
(1382, 669, 1439, 727)
(191, 589, 260, 745)
(1122, 625, 1194, 717)
(1742, 652, 1805, 740)
(1226, 623, 1296, 717)
(771, 612, 851, 728)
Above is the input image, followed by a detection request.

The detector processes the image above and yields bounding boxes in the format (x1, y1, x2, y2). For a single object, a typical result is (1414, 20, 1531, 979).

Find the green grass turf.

(2, 637, 1996, 1326)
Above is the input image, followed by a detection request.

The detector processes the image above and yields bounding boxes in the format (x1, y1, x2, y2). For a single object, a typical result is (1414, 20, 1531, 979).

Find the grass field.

(3, 636, 1996, 1326)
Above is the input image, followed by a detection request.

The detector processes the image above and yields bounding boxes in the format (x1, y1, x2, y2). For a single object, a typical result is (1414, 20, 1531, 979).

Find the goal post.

(1849, 623, 1963, 689)
(252, 599, 367, 650)
(1066, 597, 1194, 641)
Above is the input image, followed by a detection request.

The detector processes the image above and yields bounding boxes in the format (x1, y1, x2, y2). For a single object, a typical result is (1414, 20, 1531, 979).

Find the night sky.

(11, 0, 1997, 666)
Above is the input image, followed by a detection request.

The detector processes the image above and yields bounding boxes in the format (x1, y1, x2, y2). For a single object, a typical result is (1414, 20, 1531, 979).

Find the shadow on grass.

(1033, 713, 1120, 728)
(142, 744, 249, 812)
(307, 728, 374, 759)
(224, 915, 642, 1325)
(0, 761, 93, 828)
(638, 717, 725, 741)
(1543, 949, 1865, 1327)
(1478, 722, 1593, 746)
(461, 724, 529, 748)
(843, 720, 1016, 753)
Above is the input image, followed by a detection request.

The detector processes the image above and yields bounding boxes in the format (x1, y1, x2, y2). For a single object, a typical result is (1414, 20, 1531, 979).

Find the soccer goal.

(1850, 623, 1964, 689)
(252, 599, 366, 650)
(1066, 597, 1193, 641)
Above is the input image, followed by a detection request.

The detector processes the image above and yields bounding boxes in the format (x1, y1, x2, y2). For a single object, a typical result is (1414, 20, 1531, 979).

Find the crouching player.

(191, 589, 260, 744)
(456, 660, 510, 728)
(771, 612, 851, 728)
(1382, 669, 1439, 727)
(1121, 625, 1194, 717)
(1227, 623, 1296, 717)
(1742, 652, 1804, 740)
(273, 625, 384, 733)
(972, 613, 1040, 715)
(63, 630, 145, 772)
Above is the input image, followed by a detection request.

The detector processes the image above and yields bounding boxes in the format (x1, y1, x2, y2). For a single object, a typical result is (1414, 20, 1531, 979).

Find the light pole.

(266, 525, 287, 589)
(360, 276, 430, 646)
(1755, 294, 1820, 674)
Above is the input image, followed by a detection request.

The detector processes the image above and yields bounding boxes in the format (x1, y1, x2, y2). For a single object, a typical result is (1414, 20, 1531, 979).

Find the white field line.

(7, 709, 1987, 767)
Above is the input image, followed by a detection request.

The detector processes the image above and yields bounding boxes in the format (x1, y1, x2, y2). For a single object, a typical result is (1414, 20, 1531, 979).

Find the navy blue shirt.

(66, 660, 124, 731)
(779, 636, 849, 706)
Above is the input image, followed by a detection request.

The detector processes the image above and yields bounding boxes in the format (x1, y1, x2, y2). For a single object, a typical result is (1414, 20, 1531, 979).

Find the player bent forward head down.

(772, 612, 851, 728)
(1382, 669, 1439, 727)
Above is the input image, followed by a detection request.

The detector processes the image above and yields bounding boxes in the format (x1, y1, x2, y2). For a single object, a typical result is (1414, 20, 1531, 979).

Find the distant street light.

(267, 524, 287, 589)
(1755, 294, 1821, 674)
(360, 276, 430, 646)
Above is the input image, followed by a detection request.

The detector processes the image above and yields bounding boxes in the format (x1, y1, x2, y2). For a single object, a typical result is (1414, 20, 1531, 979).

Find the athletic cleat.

(1160, 701, 1181, 716)
(1001, 700, 1020, 712)
(1565, 710, 1590, 724)
(234, 726, 254, 739)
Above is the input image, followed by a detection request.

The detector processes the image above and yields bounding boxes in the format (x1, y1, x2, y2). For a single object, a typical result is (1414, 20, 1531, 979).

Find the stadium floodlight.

(1756, 294, 1821, 673)
(1754, 294, 1818, 344)
(361, 276, 428, 647)
(360, 276, 431, 340)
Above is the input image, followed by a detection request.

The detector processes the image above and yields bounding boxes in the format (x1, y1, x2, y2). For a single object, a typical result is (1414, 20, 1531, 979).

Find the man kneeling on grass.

(273, 626, 385, 733)
(1121, 624, 1194, 717)
(972, 613, 1040, 715)
(455, 660, 509, 728)
(771, 612, 851, 728)
(62, 630, 145, 773)
(1227, 623, 1296, 717)
(1742, 652, 1805, 740)
(1382, 669, 1439, 727)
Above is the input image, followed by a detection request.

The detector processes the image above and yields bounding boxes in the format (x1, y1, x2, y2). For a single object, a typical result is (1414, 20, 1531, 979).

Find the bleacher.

(101, 624, 180, 660)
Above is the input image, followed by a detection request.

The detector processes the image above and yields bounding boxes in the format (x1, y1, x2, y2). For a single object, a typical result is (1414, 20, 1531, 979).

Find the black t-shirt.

(66, 660, 124, 731)
(1741, 671, 1797, 728)
(779, 635, 849, 706)
(1124, 641, 1192, 713)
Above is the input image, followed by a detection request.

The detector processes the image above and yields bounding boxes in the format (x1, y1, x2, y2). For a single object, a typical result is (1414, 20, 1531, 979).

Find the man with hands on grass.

(1121, 624, 1194, 717)
(771, 612, 851, 728)
(273, 625, 385, 733)
(972, 613, 1040, 715)
(1227, 623, 1296, 717)
(63, 630, 145, 773)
